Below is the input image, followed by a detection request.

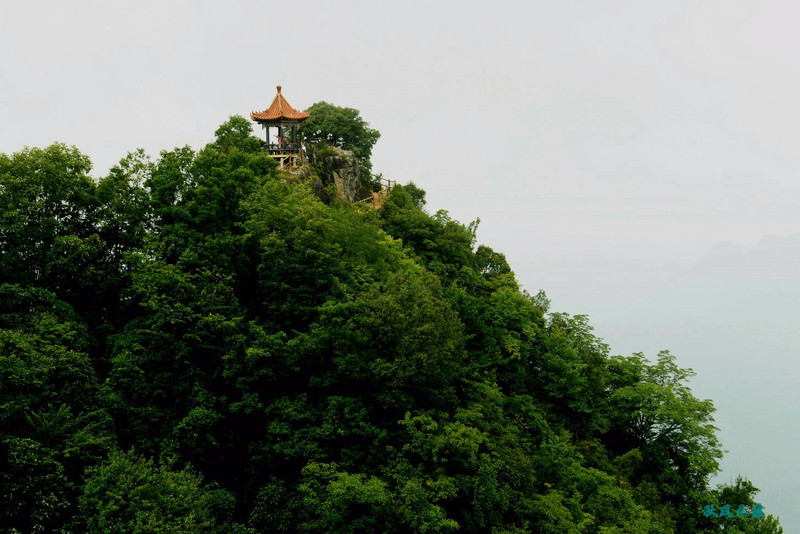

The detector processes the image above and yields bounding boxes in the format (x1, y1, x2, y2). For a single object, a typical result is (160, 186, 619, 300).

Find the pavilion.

(250, 85, 310, 169)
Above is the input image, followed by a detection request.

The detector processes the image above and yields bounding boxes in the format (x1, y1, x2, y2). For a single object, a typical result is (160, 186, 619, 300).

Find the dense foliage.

(298, 101, 381, 176)
(0, 117, 782, 533)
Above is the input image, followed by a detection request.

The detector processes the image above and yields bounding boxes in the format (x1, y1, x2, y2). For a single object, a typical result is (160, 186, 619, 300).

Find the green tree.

(241, 178, 404, 329)
(299, 101, 381, 175)
(0, 144, 100, 303)
(0, 118, 782, 533)
(212, 115, 264, 154)
(379, 184, 478, 284)
(605, 351, 724, 532)
(78, 450, 252, 533)
(696, 476, 783, 533)
(0, 284, 113, 532)
(291, 461, 458, 534)
(309, 269, 466, 413)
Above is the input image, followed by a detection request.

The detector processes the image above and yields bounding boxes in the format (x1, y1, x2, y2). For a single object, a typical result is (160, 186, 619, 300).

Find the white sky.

(3, 0, 799, 528)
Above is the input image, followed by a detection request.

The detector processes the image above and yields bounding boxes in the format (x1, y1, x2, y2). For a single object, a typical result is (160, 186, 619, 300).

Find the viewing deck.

(264, 142, 300, 155)
(262, 142, 304, 171)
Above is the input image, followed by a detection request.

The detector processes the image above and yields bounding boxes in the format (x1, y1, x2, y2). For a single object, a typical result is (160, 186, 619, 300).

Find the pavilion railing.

(264, 143, 300, 155)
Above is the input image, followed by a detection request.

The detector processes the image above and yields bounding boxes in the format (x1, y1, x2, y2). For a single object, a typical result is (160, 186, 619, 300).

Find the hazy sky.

(3, 0, 799, 528)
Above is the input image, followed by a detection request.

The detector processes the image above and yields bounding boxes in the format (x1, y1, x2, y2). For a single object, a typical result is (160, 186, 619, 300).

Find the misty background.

(2, 0, 798, 529)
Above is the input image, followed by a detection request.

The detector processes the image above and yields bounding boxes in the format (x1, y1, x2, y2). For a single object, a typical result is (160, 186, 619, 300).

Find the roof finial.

(277, 85, 282, 94)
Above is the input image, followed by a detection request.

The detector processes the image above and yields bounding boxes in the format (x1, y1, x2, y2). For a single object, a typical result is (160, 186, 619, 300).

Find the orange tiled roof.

(251, 86, 310, 122)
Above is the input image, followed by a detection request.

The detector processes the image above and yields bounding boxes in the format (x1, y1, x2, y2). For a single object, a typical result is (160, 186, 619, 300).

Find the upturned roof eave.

(250, 85, 310, 123)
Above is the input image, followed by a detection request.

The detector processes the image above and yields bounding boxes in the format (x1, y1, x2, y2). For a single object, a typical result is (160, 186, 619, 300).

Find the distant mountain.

(681, 234, 800, 279)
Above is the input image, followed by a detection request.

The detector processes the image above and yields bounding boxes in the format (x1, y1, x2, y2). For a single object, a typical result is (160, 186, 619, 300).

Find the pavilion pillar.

(251, 85, 310, 169)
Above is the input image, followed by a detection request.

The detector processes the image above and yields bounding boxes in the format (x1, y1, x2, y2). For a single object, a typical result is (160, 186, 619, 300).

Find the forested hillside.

(0, 115, 782, 533)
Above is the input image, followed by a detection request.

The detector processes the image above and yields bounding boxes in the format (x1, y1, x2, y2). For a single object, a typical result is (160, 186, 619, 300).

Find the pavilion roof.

(251, 86, 310, 122)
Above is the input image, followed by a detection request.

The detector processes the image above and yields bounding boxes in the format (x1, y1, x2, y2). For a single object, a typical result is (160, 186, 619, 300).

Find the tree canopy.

(0, 116, 782, 533)
(298, 101, 381, 175)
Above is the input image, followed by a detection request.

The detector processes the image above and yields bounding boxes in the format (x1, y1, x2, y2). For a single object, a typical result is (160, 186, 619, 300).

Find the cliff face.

(300, 144, 368, 203)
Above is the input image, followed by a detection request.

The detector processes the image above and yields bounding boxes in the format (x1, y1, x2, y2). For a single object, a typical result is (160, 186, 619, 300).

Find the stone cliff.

(296, 144, 369, 204)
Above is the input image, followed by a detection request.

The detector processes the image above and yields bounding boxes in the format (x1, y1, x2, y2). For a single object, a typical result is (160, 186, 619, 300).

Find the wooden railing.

(264, 142, 300, 155)
(354, 177, 396, 208)
(378, 177, 396, 190)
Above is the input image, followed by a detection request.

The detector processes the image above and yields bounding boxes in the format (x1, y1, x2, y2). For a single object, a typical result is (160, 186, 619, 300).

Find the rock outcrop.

(301, 144, 369, 203)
